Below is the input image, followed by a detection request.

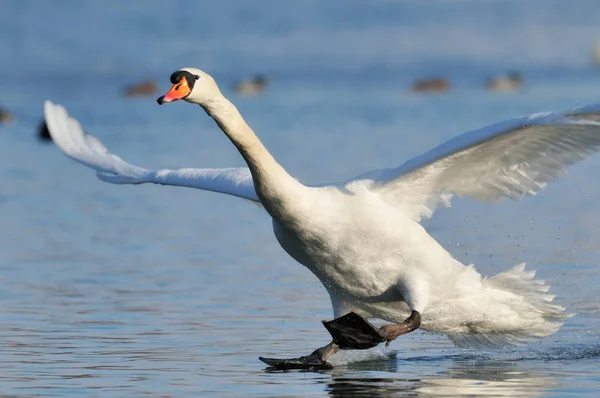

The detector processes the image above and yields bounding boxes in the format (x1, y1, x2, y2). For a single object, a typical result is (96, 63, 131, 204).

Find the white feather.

(347, 105, 600, 221)
(44, 101, 259, 203)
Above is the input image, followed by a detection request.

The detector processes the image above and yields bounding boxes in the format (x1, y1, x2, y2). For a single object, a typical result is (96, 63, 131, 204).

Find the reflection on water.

(416, 360, 554, 397)
(327, 358, 553, 397)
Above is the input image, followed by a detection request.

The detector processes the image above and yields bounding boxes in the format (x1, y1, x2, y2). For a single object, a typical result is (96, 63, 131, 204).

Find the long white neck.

(200, 95, 308, 220)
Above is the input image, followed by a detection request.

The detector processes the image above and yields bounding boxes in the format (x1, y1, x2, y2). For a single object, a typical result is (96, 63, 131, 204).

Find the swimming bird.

(37, 120, 53, 142)
(44, 67, 600, 369)
(411, 77, 450, 93)
(485, 71, 524, 93)
(593, 43, 600, 67)
(234, 74, 268, 96)
(0, 107, 14, 124)
(123, 80, 158, 98)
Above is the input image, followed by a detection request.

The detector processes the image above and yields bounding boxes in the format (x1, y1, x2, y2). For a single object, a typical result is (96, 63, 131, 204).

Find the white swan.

(44, 67, 600, 368)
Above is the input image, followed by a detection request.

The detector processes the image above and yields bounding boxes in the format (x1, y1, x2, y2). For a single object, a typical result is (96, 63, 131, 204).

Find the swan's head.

(156, 67, 220, 106)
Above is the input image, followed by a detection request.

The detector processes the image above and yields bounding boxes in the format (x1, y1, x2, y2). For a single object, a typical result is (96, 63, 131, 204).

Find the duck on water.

(44, 67, 600, 369)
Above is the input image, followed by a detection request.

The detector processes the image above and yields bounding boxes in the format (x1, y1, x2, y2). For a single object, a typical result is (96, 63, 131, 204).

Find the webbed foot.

(259, 341, 339, 370)
(322, 312, 385, 349)
(259, 353, 331, 370)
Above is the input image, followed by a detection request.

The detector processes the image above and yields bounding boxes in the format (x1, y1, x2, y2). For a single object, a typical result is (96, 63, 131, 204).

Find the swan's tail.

(442, 263, 570, 349)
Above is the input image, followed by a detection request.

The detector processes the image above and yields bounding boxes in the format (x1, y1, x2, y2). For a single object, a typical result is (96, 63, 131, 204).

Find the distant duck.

(593, 43, 600, 67)
(38, 120, 52, 142)
(123, 80, 158, 97)
(485, 72, 524, 92)
(411, 77, 450, 93)
(0, 107, 13, 124)
(234, 75, 268, 96)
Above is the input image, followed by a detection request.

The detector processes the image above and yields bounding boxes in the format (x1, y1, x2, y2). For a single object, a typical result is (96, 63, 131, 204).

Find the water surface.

(1, 0, 600, 396)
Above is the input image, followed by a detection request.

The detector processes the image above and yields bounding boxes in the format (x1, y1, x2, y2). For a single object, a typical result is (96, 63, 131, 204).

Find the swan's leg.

(259, 311, 421, 369)
(378, 310, 421, 347)
(322, 310, 421, 349)
(367, 273, 425, 347)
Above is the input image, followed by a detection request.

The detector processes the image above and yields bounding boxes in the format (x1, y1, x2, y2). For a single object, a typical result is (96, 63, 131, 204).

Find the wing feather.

(349, 105, 600, 221)
(44, 101, 259, 203)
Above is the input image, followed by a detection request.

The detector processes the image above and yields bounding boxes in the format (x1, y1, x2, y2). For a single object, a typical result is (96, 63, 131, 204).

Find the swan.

(44, 67, 600, 369)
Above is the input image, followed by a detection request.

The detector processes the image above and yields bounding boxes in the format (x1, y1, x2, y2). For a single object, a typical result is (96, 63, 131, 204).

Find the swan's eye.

(195, 75, 200, 80)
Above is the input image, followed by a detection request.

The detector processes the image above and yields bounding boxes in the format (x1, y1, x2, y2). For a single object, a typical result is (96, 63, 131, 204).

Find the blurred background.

(1, 0, 600, 396)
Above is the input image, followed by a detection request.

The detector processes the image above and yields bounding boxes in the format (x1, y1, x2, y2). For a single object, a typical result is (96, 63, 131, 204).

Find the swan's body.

(45, 68, 600, 350)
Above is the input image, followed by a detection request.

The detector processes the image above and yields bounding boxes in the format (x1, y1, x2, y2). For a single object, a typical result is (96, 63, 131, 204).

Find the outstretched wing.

(350, 105, 600, 221)
(44, 101, 259, 203)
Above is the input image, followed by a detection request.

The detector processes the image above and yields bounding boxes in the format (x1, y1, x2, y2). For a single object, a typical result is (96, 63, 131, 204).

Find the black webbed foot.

(260, 341, 339, 370)
(322, 312, 385, 350)
(259, 352, 332, 370)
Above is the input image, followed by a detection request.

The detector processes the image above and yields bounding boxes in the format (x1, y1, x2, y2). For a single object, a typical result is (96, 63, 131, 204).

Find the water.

(1, 0, 600, 396)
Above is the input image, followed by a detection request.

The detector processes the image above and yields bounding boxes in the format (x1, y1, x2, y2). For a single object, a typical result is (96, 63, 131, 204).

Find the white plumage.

(44, 69, 600, 348)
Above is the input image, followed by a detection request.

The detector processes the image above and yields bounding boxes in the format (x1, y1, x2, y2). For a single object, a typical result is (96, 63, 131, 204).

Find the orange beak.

(157, 77, 191, 104)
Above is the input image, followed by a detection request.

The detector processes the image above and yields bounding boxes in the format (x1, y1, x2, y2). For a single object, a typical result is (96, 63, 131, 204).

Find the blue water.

(2, 0, 600, 396)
